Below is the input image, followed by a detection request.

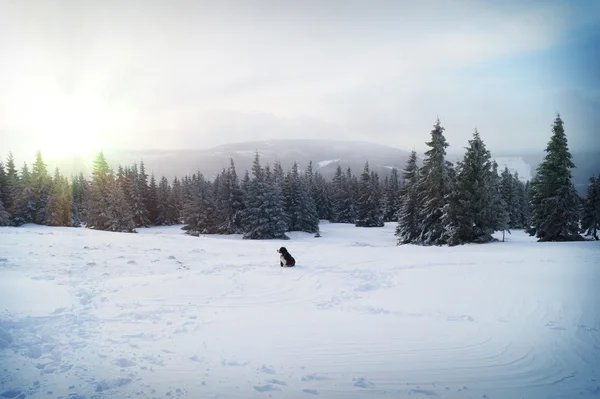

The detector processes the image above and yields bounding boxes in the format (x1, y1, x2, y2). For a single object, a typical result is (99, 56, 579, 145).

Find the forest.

(1, 114, 598, 244)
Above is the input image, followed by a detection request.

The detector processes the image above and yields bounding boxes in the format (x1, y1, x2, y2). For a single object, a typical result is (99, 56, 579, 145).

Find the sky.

(0, 0, 599, 159)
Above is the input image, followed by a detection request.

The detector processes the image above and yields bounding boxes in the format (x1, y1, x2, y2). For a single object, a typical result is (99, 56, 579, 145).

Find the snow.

(493, 157, 533, 182)
(317, 159, 340, 168)
(1, 223, 599, 398)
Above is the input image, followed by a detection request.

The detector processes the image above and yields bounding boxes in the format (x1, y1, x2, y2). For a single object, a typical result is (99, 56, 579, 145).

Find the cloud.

(0, 0, 598, 157)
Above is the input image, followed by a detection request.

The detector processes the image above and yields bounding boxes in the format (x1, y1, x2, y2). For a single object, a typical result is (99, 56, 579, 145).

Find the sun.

(29, 96, 108, 158)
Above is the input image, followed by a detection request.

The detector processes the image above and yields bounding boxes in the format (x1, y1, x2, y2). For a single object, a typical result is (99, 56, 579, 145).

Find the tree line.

(0, 114, 598, 243)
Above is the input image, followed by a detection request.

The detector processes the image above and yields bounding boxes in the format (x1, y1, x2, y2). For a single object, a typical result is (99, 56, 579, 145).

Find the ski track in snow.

(0, 222, 599, 398)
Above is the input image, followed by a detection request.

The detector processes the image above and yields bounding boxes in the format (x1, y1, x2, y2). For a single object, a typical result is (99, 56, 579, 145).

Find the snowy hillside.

(1, 223, 599, 398)
(493, 157, 533, 182)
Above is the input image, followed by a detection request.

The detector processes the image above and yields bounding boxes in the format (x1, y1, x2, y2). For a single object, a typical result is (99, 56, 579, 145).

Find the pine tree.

(0, 198, 9, 226)
(383, 168, 401, 222)
(487, 161, 510, 240)
(243, 153, 289, 239)
(3, 152, 19, 221)
(330, 165, 355, 223)
(106, 179, 136, 233)
(0, 160, 7, 214)
(581, 176, 600, 240)
(396, 150, 420, 244)
(314, 172, 332, 220)
(126, 163, 151, 227)
(442, 130, 496, 245)
(184, 174, 217, 235)
(284, 162, 319, 233)
(12, 162, 35, 225)
(30, 150, 52, 224)
(147, 173, 159, 224)
(529, 114, 582, 241)
(45, 169, 72, 227)
(355, 162, 384, 227)
(415, 118, 454, 245)
(86, 152, 115, 231)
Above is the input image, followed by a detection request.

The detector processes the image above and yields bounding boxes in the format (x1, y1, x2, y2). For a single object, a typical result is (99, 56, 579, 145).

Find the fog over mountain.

(40, 139, 598, 195)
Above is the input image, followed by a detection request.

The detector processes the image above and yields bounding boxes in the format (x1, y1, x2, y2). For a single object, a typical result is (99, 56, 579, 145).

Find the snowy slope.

(1, 223, 599, 398)
(493, 157, 533, 182)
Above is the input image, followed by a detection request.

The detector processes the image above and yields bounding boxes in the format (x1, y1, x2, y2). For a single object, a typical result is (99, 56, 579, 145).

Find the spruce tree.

(45, 169, 72, 227)
(147, 173, 159, 224)
(442, 130, 496, 245)
(314, 172, 332, 220)
(3, 153, 18, 221)
(243, 153, 289, 239)
(30, 151, 52, 224)
(487, 161, 510, 240)
(415, 118, 454, 245)
(0, 198, 9, 226)
(106, 179, 136, 233)
(396, 150, 420, 244)
(330, 165, 355, 223)
(13, 162, 35, 225)
(284, 162, 319, 233)
(355, 162, 384, 227)
(86, 152, 114, 230)
(581, 176, 600, 240)
(184, 174, 217, 235)
(0, 160, 7, 213)
(529, 114, 582, 241)
(384, 168, 401, 222)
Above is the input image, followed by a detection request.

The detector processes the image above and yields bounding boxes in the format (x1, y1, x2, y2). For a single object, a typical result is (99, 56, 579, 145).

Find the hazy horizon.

(1, 0, 599, 161)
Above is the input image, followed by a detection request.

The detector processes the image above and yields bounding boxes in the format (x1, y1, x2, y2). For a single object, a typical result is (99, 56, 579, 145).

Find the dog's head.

(277, 247, 288, 255)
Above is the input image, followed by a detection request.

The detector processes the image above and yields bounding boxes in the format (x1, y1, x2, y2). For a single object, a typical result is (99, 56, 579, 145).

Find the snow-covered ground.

(1, 223, 599, 399)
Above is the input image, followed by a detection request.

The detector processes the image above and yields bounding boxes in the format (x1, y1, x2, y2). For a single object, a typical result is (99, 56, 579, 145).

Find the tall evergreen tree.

(355, 162, 384, 227)
(12, 162, 35, 225)
(284, 162, 319, 233)
(415, 118, 454, 245)
(0, 198, 9, 226)
(30, 151, 52, 224)
(3, 152, 19, 220)
(147, 173, 159, 224)
(529, 114, 582, 241)
(581, 176, 600, 240)
(396, 150, 420, 244)
(45, 169, 72, 227)
(106, 178, 136, 233)
(330, 165, 355, 223)
(442, 130, 496, 245)
(243, 153, 289, 239)
(487, 161, 510, 240)
(383, 168, 401, 222)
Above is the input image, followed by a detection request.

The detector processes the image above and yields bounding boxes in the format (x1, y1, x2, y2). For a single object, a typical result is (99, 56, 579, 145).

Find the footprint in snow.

(301, 374, 328, 382)
(253, 384, 280, 392)
(353, 377, 375, 388)
(408, 389, 437, 396)
(303, 389, 319, 395)
(127, 260, 137, 265)
(221, 360, 248, 367)
(113, 358, 136, 368)
(259, 364, 276, 374)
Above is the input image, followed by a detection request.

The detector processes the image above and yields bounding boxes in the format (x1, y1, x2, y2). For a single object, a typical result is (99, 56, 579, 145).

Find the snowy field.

(0, 222, 599, 399)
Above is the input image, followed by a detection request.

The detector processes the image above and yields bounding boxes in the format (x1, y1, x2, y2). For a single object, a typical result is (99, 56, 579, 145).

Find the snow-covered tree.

(2, 153, 18, 221)
(383, 167, 401, 222)
(442, 130, 496, 245)
(45, 168, 73, 227)
(330, 165, 355, 223)
(106, 179, 136, 233)
(529, 114, 582, 241)
(396, 150, 420, 244)
(581, 176, 600, 240)
(284, 162, 319, 233)
(415, 118, 454, 245)
(147, 173, 159, 224)
(0, 198, 9, 226)
(355, 162, 384, 227)
(243, 153, 289, 239)
(30, 151, 52, 224)
(86, 152, 117, 231)
(487, 161, 510, 240)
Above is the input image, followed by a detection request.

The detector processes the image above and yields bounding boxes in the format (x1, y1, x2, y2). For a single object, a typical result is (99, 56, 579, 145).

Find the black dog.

(278, 247, 296, 267)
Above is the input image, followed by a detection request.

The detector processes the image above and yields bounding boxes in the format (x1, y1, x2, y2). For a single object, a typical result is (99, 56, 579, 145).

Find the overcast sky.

(0, 0, 599, 159)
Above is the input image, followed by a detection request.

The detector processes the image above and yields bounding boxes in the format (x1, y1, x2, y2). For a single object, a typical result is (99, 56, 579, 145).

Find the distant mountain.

(45, 139, 598, 195)
(45, 139, 415, 182)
